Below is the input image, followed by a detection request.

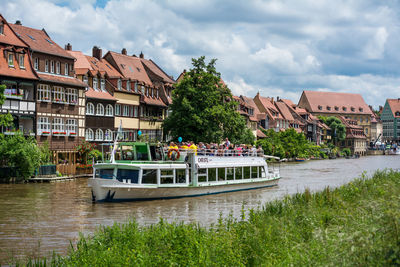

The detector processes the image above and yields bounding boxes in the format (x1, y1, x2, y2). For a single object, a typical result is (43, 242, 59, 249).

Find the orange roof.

(85, 87, 116, 101)
(275, 101, 294, 121)
(104, 51, 152, 86)
(0, 15, 28, 47)
(140, 58, 175, 84)
(257, 95, 279, 113)
(387, 99, 400, 118)
(38, 73, 86, 87)
(10, 23, 74, 59)
(301, 91, 372, 115)
(257, 129, 267, 138)
(142, 94, 167, 107)
(241, 95, 261, 121)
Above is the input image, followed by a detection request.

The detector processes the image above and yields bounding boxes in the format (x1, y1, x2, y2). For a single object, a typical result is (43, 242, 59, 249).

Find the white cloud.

(363, 27, 388, 59)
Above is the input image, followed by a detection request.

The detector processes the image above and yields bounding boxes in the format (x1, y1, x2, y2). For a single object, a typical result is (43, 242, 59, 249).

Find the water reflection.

(0, 155, 399, 263)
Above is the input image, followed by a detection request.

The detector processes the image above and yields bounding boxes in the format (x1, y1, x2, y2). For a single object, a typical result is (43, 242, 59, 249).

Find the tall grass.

(15, 169, 400, 266)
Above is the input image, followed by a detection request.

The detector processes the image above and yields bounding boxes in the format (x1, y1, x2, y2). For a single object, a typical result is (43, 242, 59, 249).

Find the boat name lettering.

(198, 158, 209, 163)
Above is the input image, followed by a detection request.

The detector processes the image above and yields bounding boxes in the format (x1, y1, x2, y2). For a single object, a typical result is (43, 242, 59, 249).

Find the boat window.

(243, 167, 251, 179)
(142, 169, 157, 184)
(259, 166, 266, 178)
(208, 168, 217, 182)
(122, 149, 134, 160)
(136, 144, 149, 160)
(198, 168, 207, 183)
(160, 169, 173, 184)
(95, 169, 114, 179)
(235, 167, 243, 180)
(227, 167, 234, 180)
(150, 145, 163, 161)
(176, 169, 186, 184)
(251, 167, 258, 178)
(218, 168, 225, 181)
(117, 169, 139, 183)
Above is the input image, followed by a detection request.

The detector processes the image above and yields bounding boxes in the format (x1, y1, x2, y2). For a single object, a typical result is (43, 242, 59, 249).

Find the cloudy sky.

(2, 0, 400, 108)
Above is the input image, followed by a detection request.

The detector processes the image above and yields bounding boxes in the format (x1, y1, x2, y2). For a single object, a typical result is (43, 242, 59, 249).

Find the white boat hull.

(89, 176, 280, 201)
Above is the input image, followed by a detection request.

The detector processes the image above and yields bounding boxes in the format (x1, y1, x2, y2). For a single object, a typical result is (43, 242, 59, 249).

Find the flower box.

(41, 131, 50, 135)
(52, 131, 66, 136)
(69, 100, 78, 105)
(69, 132, 77, 137)
(6, 94, 23, 99)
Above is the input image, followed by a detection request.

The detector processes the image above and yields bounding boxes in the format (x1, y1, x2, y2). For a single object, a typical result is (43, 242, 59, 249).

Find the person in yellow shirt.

(168, 142, 178, 150)
(188, 141, 197, 155)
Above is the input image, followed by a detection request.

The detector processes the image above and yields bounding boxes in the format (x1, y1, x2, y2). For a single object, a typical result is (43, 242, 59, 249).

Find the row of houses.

(1, 14, 398, 164)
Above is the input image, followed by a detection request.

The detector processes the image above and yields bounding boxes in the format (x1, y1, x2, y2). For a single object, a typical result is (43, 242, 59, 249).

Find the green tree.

(319, 116, 346, 145)
(0, 84, 13, 127)
(163, 56, 254, 144)
(0, 134, 41, 179)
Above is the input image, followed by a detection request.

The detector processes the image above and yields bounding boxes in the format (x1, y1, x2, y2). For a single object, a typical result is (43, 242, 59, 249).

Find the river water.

(0, 155, 399, 263)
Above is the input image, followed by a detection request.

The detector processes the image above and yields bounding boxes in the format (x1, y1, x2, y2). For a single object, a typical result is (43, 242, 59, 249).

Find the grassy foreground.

(19, 170, 400, 266)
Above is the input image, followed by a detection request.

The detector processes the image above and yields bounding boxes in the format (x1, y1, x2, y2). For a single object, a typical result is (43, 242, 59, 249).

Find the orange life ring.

(167, 149, 180, 161)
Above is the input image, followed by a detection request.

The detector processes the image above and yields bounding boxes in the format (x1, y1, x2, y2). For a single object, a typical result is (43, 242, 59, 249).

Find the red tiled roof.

(387, 99, 400, 118)
(38, 73, 86, 87)
(105, 51, 152, 86)
(241, 95, 261, 121)
(140, 58, 175, 84)
(85, 87, 116, 101)
(301, 91, 372, 115)
(275, 101, 294, 121)
(257, 129, 267, 138)
(0, 15, 28, 47)
(142, 95, 167, 107)
(258, 95, 279, 113)
(10, 23, 74, 59)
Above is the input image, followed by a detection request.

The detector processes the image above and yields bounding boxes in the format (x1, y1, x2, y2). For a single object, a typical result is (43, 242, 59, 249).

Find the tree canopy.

(163, 56, 254, 144)
(0, 84, 13, 127)
(319, 116, 346, 144)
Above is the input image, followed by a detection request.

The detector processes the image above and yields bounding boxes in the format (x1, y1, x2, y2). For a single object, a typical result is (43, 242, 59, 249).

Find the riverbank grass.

(20, 169, 400, 266)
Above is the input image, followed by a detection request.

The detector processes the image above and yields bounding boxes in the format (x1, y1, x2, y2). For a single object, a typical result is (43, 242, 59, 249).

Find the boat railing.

(163, 148, 265, 157)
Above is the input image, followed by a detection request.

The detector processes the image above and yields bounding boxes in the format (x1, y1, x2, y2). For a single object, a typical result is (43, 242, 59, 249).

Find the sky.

(2, 0, 400, 108)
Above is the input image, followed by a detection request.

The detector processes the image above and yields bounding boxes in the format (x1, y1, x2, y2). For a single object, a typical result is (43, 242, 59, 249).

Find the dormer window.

(64, 63, 69, 76)
(318, 105, 322, 110)
(249, 108, 254, 116)
(359, 107, 363, 112)
(117, 79, 122, 90)
(56, 61, 60, 74)
(126, 80, 131, 91)
(83, 75, 88, 84)
(395, 111, 400, 116)
(100, 79, 105, 91)
(156, 89, 159, 98)
(326, 106, 331, 111)
(45, 60, 49, 72)
(343, 107, 347, 111)
(93, 77, 98, 90)
(50, 60, 54, 73)
(8, 53, 14, 67)
(151, 88, 154, 98)
(19, 54, 24, 68)
(134, 82, 138, 93)
(34, 58, 39, 70)
(334, 106, 339, 111)
(351, 107, 355, 112)
(0, 22, 4, 35)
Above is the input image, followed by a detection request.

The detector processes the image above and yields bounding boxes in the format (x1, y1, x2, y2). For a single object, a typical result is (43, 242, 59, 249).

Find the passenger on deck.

(189, 141, 197, 155)
(257, 146, 264, 157)
(217, 145, 224, 156)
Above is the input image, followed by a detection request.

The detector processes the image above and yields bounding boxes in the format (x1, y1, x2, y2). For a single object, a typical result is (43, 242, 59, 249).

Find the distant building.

(253, 93, 290, 131)
(381, 98, 400, 142)
(298, 91, 373, 142)
(337, 116, 367, 155)
(368, 105, 382, 145)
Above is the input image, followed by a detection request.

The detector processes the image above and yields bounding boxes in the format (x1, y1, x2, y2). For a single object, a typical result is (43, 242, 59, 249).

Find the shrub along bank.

(17, 170, 400, 266)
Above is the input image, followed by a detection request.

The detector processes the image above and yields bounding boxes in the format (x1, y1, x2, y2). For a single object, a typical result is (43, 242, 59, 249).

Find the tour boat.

(388, 148, 400, 155)
(88, 142, 281, 202)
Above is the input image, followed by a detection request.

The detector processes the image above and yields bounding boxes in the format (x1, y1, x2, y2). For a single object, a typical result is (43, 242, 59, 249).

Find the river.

(0, 155, 399, 263)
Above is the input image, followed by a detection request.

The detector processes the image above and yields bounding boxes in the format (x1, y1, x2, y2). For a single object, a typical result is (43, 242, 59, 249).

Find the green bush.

(0, 133, 41, 179)
(341, 148, 351, 157)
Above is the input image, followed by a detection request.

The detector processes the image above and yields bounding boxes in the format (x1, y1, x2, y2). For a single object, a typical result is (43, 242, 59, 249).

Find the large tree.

(0, 84, 13, 127)
(163, 57, 254, 144)
(319, 116, 346, 145)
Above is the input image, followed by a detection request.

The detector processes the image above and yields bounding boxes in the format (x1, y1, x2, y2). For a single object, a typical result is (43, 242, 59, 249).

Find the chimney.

(271, 97, 274, 104)
(15, 20, 22, 25)
(277, 96, 280, 102)
(183, 69, 186, 73)
(139, 51, 144, 58)
(92, 46, 102, 60)
(65, 43, 72, 51)
(132, 54, 137, 57)
(121, 48, 127, 55)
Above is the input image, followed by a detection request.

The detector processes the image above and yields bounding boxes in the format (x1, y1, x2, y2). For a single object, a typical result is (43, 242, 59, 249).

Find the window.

(0, 22, 3, 35)
(83, 75, 88, 84)
(96, 103, 104, 115)
(326, 106, 331, 111)
(343, 107, 347, 111)
(52, 86, 65, 103)
(19, 54, 25, 68)
(156, 89, 159, 98)
(50, 60, 54, 73)
(334, 106, 339, 111)
(146, 88, 149, 97)
(105, 104, 113, 116)
(66, 119, 77, 135)
(34, 58, 39, 70)
(37, 117, 50, 135)
(318, 105, 322, 110)
(360, 117, 363, 123)
(56, 61, 60, 74)
(123, 105, 129, 116)
(126, 80, 131, 91)
(365, 128, 368, 134)
(65, 63, 69, 75)
(134, 82, 138, 93)
(95, 128, 104, 141)
(52, 118, 64, 134)
(151, 88, 154, 97)
(133, 106, 138, 117)
(66, 88, 78, 104)
(359, 107, 363, 112)
(115, 104, 121, 116)
(86, 102, 95, 115)
(100, 79, 105, 91)
(85, 128, 94, 141)
(117, 79, 122, 90)
(249, 108, 254, 116)
(8, 53, 14, 67)
(93, 77, 98, 90)
(38, 84, 51, 101)
(105, 129, 113, 141)
(351, 107, 355, 112)
(45, 60, 49, 72)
